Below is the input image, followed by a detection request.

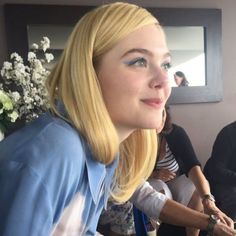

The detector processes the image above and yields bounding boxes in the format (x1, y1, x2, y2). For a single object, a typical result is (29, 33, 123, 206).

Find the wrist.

(207, 214, 220, 236)
(202, 194, 215, 203)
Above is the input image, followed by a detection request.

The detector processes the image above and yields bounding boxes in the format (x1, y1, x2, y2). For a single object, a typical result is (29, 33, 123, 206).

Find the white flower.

(32, 43, 39, 50)
(45, 53, 54, 63)
(14, 62, 26, 74)
(28, 52, 37, 62)
(1, 62, 13, 78)
(11, 91, 20, 102)
(10, 53, 23, 63)
(34, 59, 44, 71)
(2, 61, 12, 70)
(8, 110, 19, 122)
(40, 37, 50, 52)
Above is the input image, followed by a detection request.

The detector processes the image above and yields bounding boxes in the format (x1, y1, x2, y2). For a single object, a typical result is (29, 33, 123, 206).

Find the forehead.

(109, 24, 168, 56)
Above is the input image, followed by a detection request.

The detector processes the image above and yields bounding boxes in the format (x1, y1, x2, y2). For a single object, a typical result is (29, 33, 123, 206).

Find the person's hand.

(203, 199, 234, 228)
(151, 169, 176, 182)
(213, 221, 236, 236)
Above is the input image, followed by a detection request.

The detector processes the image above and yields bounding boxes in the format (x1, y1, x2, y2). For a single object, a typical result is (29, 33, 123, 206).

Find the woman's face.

(97, 24, 171, 140)
(174, 74, 183, 86)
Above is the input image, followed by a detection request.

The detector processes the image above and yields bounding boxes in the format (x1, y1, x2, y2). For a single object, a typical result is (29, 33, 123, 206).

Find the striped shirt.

(156, 142, 179, 173)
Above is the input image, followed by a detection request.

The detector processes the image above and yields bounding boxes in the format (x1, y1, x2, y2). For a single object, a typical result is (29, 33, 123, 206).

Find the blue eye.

(124, 57, 147, 67)
(162, 62, 172, 71)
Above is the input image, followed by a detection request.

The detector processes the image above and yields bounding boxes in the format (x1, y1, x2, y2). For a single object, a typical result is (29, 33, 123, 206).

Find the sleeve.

(130, 181, 168, 221)
(166, 124, 201, 175)
(204, 125, 236, 185)
(0, 161, 53, 236)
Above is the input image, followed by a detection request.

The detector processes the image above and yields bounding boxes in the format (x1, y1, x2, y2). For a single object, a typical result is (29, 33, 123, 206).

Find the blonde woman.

(0, 2, 235, 236)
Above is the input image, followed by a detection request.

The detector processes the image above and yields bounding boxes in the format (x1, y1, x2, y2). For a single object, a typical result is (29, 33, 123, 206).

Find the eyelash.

(125, 57, 147, 67)
(124, 58, 172, 71)
(162, 62, 172, 71)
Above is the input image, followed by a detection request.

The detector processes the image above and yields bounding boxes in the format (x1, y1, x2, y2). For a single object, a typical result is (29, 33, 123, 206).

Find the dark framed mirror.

(4, 4, 222, 104)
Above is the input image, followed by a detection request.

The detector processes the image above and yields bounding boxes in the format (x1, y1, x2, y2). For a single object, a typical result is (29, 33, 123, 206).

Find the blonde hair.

(47, 2, 162, 202)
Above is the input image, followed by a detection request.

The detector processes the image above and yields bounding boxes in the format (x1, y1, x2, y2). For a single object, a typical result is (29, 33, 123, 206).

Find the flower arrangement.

(0, 37, 54, 134)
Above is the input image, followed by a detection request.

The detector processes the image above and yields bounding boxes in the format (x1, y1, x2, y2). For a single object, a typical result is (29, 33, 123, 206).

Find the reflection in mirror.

(164, 27, 205, 87)
(28, 25, 205, 87)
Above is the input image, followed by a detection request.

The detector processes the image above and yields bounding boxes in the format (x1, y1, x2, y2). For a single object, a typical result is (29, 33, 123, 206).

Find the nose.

(149, 68, 170, 89)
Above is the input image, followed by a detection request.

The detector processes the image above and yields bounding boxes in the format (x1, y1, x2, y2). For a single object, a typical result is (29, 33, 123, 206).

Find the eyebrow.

(121, 48, 171, 59)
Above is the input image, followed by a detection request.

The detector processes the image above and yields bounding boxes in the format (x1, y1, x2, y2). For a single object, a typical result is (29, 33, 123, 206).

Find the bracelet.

(207, 214, 220, 236)
(202, 194, 215, 202)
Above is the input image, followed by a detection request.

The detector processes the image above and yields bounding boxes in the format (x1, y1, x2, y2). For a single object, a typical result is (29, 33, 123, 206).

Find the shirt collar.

(84, 143, 119, 204)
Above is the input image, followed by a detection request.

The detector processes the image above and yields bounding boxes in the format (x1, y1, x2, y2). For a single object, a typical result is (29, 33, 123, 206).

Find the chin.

(140, 120, 163, 131)
(152, 116, 165, 132)
(135, 111, 165, 129)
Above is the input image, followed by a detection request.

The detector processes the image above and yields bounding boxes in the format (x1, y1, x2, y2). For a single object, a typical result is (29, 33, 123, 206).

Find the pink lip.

(142, 98, 163, 108)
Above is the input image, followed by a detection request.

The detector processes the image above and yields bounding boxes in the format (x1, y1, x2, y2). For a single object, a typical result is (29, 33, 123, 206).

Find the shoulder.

(0, 113, 89, 211)
(215, 121, 236, 140)
(165, 124, 195, 154)
(0, 112, 87, 176)
(214, 121, 236, 146)
(166, 123, 188, 140)
(172, 123, 186, 133)
(221, 121, 236, 136)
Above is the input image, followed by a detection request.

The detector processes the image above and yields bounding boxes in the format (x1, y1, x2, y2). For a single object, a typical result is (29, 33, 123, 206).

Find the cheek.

(98, 69, 128, 106)
(100, 68, 139, 96)
(164, 83, 172, 100)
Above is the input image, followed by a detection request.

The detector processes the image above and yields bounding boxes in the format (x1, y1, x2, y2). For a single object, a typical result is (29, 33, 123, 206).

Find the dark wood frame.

(4, 4, 222, 104)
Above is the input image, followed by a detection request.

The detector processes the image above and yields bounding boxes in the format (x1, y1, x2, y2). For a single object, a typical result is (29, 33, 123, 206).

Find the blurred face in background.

(174, 74, 183, 86)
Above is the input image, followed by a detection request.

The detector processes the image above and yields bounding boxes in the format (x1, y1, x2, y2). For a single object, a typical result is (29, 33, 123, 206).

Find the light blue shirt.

(0, 112, 118, 235)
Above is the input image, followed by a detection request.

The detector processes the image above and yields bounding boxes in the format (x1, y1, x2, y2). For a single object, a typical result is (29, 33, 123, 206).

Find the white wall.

(1, 0, 236, 165)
